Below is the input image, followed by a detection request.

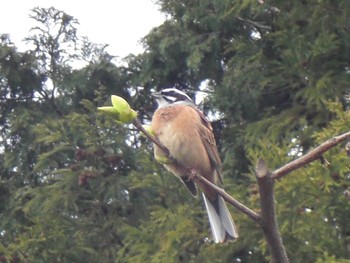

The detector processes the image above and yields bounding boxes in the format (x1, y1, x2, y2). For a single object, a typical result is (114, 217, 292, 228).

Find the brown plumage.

(151, 88, 238, 243)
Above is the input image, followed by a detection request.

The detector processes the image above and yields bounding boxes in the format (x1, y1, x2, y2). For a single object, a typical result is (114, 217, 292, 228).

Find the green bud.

(111, 95, 131, 112)
(97, 106, 120, 118)
(98, 95, 137, 123)
(119, 108, 138, 123)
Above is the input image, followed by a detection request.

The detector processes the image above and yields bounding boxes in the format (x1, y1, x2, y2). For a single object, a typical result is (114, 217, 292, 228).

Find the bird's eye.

(160, 88, 192, 103)
(163, 95, 177, 102)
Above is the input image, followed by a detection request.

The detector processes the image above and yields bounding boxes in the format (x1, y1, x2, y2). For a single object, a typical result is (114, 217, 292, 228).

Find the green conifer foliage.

(1, 2, 350, 262)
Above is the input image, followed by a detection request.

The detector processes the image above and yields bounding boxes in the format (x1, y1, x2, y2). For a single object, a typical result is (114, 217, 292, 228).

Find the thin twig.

(132, 117, 261, 222)
(133, 115, 349, 263)
(272, 131, 350, 180)
(193, 173, 262, 223)
(133, 118, 171, 157)
(237, 16, 272, 30)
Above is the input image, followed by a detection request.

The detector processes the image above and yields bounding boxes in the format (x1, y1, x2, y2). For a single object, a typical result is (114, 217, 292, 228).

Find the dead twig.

(272, 131, 350, 180)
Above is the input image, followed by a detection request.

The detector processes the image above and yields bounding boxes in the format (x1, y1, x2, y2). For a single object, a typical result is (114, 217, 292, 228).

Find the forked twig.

(272, 131, 350, 180)
(133, 114, 350, 263)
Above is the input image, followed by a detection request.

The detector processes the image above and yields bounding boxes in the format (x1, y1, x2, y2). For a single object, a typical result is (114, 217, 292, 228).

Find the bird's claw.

(189, 168, 198, 180)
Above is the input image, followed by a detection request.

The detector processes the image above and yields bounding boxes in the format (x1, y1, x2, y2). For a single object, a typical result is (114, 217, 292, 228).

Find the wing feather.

(195, 108, 223, 184)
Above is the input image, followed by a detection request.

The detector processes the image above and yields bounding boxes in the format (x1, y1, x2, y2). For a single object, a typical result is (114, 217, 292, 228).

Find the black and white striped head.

(152, 88, 194, 108)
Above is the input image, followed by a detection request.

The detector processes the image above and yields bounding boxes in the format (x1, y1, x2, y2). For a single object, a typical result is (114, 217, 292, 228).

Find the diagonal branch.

(192, 173, 262, 223)
(132, 117, 261, 222)
(133, 118, 171, 157)
(272, 131, 350, 180)
(237, 16, 272, 30)
(133, 114, 349, 263)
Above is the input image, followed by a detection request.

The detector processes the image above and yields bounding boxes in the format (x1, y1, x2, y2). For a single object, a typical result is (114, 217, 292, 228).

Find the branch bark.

(272, 131, 350, 180)
(133, 118, 171, 157)
(192, 173, 262, 223)
(256, 159, 289, 263)
(133, 118, 261, 223)
(133, 115, 350, 262)
(237, 16, 272, 30)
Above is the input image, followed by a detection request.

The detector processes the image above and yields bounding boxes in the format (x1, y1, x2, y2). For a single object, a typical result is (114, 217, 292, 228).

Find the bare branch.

(272, 131, 350, 180)
(132, 117, 261, 222)
(255, 160, 289, 263)
(132, 118, 171, 157)
(132, 115, 350, 263)
(237, 16, 272, 30)
(193, 173, 262, 223)
(255, 158, 268, 178)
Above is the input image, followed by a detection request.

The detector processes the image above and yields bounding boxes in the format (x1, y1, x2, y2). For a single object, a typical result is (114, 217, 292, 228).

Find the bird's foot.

(188, 168, 198, 180)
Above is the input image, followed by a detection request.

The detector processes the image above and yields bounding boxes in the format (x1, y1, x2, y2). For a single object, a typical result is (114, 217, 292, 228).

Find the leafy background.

(1, 1, 350, 262)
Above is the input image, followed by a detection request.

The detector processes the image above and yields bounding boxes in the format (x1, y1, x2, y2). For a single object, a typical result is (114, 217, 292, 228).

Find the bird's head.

(152, 88, 194, 108)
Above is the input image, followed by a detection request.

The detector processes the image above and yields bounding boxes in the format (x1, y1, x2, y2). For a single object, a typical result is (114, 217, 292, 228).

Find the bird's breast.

(151, 105, 211, 174)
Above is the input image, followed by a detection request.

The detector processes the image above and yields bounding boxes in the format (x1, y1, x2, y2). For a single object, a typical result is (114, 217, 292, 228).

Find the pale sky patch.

(0, 0, 165, 57)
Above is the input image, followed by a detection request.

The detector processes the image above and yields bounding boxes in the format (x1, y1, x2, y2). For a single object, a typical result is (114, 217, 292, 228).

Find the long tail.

(202, 193, 238, 243)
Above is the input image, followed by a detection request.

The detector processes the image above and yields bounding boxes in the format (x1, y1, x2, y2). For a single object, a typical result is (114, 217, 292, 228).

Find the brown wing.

(195, 108, 223, 184)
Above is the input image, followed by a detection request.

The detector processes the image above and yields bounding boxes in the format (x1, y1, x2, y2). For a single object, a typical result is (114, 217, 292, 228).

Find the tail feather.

(202, 193, 238, 243)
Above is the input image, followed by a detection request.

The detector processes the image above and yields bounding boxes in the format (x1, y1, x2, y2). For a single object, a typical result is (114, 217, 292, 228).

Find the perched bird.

(150, 88, 238, 243)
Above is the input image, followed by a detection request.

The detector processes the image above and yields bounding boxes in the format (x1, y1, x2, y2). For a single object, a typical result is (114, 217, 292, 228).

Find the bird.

(150, 87, 238, 243)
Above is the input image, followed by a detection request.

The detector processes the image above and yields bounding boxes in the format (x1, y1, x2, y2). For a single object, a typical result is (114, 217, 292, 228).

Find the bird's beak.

(151, 91, 161, 98)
